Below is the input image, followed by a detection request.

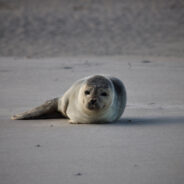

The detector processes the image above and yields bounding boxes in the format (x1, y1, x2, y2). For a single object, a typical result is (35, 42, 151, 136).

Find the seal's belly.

(67, 110, 96, 123)
(67, 106, 117, 124)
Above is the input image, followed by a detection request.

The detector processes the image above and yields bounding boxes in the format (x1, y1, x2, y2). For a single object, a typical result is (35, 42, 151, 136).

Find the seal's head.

(79, 75, 114, 113)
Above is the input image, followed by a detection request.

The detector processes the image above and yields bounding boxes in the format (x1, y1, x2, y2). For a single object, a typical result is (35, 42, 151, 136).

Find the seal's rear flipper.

(11, 98, 64, 120)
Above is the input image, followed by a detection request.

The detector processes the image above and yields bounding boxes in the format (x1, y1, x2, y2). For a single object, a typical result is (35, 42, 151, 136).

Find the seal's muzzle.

(87, 98, 100, 110)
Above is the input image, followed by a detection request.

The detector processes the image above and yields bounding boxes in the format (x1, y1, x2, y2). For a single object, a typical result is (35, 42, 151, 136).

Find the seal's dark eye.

(101, 92, 107, 96)
(85, 90, 90, 95)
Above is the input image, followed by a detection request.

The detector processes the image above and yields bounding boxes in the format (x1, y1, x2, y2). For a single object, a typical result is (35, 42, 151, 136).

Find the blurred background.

(0, 0, 184, 58)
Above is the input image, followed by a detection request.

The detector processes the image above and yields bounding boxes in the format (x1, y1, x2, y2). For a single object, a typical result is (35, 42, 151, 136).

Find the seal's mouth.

(87, 99, 100, 110)
(88, 104, 99, 110)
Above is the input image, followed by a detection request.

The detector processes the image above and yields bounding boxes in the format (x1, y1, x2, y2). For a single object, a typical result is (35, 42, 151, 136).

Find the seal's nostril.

(91, 99, 96, 105)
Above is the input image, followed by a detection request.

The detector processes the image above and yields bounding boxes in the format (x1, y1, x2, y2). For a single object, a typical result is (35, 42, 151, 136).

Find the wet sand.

(0, 55, 184, 184)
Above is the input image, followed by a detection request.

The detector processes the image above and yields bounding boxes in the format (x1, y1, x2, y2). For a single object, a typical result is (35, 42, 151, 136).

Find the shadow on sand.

(11, 114, 184, 126)
(115, 116, 184, 126)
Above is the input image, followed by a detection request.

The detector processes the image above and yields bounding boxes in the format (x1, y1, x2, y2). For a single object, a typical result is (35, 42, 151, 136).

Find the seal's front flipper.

(11, 98, 63, 120)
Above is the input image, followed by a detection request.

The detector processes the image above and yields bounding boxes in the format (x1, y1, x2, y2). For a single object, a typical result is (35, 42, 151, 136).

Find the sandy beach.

(1, 55, 184, 184)
(0, 0, 184, 184)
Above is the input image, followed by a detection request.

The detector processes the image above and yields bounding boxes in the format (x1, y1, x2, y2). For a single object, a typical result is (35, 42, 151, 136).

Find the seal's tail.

(11, 98, 63, 120)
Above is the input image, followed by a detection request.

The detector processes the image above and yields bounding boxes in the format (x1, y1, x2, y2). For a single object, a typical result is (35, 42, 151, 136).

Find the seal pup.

(11, 75, 126, 124)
